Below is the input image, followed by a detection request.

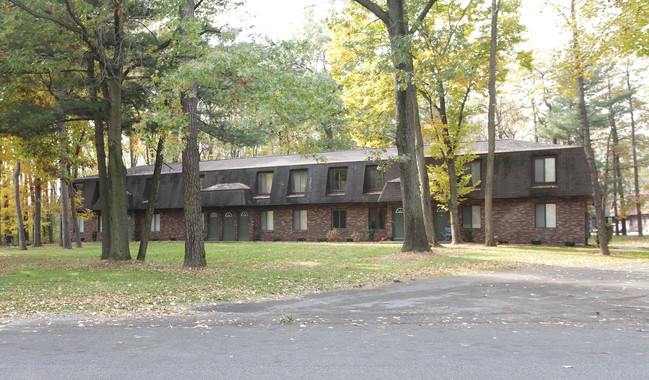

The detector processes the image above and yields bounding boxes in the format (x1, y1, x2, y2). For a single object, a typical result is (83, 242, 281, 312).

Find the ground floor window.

(368, 207, 386, 230)
(260, 211, 274, 231)
(293, 209, 307, 230)
(462, 205, 481, 229)
(332, 209, 347, 229)
(151, 213, 161, 232)
(535, 203, 556, 228)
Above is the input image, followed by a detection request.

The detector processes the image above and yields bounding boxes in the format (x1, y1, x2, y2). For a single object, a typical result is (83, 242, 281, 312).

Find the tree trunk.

(33, 179, 42, 247)
(484, 0, 499, 247)
(626, 65, 643, 236)
(87, 58, 112, 258)
(571, 0, 609, 255)
(58, 122, 72, 250)
(106, 76, 131, 260)
(447, 158, 462, 244)
(181, 0, 207, 267)
(14, 162, 27, 250)
(69, 184, 82, 248)
(138, 137, 165, 261)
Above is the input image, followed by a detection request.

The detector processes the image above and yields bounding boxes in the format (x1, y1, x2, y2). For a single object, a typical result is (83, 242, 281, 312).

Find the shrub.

(531, 239, 542, 245)
(344, 237, 353, 242)
(92, 231, 97, 241)
(296, 237, 306, 242)
(463, 230, 474, 243)
(497, 240, 509, 245)
(351, 231, 363, 242)
(273, 237, 281, 242)
(564, 241, 575, 247)
(366, 229, 375, 241)
(317, 237, 327, 242)
(169, 237, 177, 241)
(594, 224, 613, 246)
(252, 230, 261, 241)
(326, 229, 340, 242)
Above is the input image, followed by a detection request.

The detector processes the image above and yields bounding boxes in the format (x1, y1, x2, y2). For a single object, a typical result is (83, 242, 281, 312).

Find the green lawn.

(1, 238, 647, 319)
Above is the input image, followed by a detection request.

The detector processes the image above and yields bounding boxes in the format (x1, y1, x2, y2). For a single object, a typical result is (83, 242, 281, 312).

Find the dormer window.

(533, 156, 556, 185)
(468, 160, 481, 187)
(364, 166, 384, 193)
(328, 167, 347, 194)
(257, 172, 273, 195)
(289, 170, 308, 195)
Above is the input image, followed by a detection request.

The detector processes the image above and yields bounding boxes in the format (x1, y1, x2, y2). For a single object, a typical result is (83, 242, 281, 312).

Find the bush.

(497, 240, 509, 245)
(351, 232, 363, 242)
(296, 237, 306, 242)
(273, 237, 281, 242)
(366, 229, 375, 241)
(594, 224, 613, 246)
(92, 231, 97, 242)
(531, 239, 542, 245)
(252, 230, 261, 242)
(463, 230, 474, 243)
(317, 237, 327, 242)
(169, 237, 177, 241)
(564, 241, 575, 247)
(326, 229, 340, 242)
(344, 237, 353, 242)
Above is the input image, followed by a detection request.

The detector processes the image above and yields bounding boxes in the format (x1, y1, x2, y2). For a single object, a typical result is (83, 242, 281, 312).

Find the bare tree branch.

(353, 0, 390, 26)
(410, 0, 440, 34)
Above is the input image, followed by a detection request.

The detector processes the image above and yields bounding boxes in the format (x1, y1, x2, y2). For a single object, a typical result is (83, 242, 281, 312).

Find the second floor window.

(468, 160, 481, 187)
(257, 172, 273, 195)
(290, 170, 308, 194)
(364, 166, 385, 192)
(329, 168, 347, 193)
(533, 156, 556, 184)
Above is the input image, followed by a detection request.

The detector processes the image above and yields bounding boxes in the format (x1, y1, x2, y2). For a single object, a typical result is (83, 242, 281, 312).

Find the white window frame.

(151, 213, 161, 232)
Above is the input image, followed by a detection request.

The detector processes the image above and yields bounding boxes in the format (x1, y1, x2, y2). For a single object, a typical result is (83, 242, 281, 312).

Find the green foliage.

(594, 224, 614, 247)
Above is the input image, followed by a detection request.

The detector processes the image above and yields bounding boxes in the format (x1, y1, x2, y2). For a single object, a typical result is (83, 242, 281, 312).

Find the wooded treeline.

(0, 0, 647, 261)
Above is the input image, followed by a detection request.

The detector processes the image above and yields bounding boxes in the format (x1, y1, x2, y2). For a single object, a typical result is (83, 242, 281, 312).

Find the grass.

(0, 237, 648, 319)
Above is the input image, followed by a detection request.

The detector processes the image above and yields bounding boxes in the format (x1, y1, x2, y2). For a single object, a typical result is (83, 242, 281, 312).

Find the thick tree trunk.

(484, 0, 499, 247)
(14, 162, 27, 250)
(33, 180, 42, 247)
(572, 0, 609, 255)
(138, 137, 165, 261)
(627, 65, 642, 236)
(58, 123, 72, 250)
(181, 0, 207, 267)
(106, 76, 131, 260)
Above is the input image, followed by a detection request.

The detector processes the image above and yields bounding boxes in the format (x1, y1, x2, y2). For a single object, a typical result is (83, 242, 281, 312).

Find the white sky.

(231, 0, 569, 52)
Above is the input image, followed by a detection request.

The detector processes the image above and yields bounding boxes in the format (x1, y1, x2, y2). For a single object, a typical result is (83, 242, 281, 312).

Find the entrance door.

(238, 210, 250, 241)
(392, 205, 404, 241)
(433, 206, 450, 241)
(223, 211, 235, 241)
(207, 211, 219, 241)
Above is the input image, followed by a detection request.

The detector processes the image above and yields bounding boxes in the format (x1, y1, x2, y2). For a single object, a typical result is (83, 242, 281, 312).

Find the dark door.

(433, 207, 450, 241)
(207, 211, 219, 241)
(238, 210, 250, 241)
(392, 205, 404, 241)
(223, 211, 235, 241)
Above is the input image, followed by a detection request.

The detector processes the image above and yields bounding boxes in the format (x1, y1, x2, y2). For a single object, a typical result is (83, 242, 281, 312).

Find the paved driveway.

(2, 263, 649, 379)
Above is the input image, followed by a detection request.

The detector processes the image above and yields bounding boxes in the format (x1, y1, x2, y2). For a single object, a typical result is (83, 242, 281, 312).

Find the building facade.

(73, 140, 594, 245)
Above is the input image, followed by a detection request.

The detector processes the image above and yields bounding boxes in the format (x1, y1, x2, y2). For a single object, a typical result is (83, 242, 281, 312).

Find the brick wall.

(461, 197, 588, 245)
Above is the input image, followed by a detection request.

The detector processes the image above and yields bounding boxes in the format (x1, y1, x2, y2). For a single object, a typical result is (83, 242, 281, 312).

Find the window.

(364, 166, 385, 192)
(289, 170, 308, 194)
(328, 168, 347, 193)
(99, 216, 102, 232)
(257, 172, 273, 195)
(260, 211, 274, 231)
(462, 205, 481, 229)
(369, 207, 386, 230)
(78, 219, 84, 233)
(293, 209, 307, 230)
(468, 160, 481, 187)
(332, 210, 347, 229)
(533, 156, 556, 184)
(151, 213, 161, 232)
(535, 203, 557, 228)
